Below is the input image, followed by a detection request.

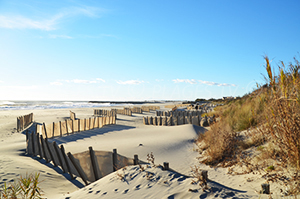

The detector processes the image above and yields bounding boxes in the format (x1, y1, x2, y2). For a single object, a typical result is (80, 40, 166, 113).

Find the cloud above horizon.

(50, 78, 105, 86)
(173, 79, 237, 87)
(116, 80, 144, 85)
(0, 5, 104, 31)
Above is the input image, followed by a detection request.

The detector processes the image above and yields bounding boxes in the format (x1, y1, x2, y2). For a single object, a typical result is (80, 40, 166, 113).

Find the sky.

(0, 0, 299, 101)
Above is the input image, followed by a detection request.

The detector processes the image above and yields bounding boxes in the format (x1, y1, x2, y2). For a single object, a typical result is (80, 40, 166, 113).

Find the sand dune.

(0, 105, 270, 198)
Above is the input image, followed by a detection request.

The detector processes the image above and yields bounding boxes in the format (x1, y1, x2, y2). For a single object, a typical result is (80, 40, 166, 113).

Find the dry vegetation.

(0, 173, 43, 199)
(196, 56, 300, 195)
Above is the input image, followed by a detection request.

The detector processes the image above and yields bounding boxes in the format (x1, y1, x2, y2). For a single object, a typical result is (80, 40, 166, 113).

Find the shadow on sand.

(50, 124, 135, 145)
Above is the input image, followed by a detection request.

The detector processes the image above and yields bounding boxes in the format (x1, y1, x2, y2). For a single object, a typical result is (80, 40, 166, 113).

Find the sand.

(0, 104, 277, 199)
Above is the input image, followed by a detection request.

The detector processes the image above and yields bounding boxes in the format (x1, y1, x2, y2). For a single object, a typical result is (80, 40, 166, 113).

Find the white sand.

(0, 105, 275, 199)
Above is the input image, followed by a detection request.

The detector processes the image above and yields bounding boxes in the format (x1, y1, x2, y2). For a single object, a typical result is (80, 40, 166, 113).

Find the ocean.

(0, 101, 127, 111)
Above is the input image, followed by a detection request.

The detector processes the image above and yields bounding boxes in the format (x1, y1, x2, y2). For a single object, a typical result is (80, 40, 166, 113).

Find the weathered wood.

(40, 135, 49, 163)
(68, 152, 89, 185)
(59, 121, 62, 137)
(112, 149, 117, 171)
(201, 170, 208, 184)
(65, 120, 69, 135)
(60, 145, 74, 180)
(134, 155, 139, 165)
(53, 141, 63, 169)
(26, 130, 32, 155)
(89, 147, 100, 181)
(31, 131, 35, 156)
(43, 123, 47, 139)
(37, 133, 43, 159)
(163, 162, 169, 170)
(45, 138, 57, 167)
(261, 183, 270, 194)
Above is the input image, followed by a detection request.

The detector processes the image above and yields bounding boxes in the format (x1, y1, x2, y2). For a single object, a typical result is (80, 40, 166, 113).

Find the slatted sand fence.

(156, 110, 203, 117)
(25, 129, 145, 185)
(111, 108, 132, 116)
(70, 111, 76, 120)
(141, 105, 160, 112)
(143, 115, 215, 127)
(17, 113, 34, 132)
(36, 115, 116, 139)
(130, 107, 143, 114)
(94, 109, 117, 118)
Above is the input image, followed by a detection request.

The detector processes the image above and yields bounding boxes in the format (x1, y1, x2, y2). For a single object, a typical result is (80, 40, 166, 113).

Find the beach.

(0, 102, 273, 199)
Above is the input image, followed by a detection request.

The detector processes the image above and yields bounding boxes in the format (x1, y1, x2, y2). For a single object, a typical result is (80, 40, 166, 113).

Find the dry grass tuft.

(0, 173, 43, 199)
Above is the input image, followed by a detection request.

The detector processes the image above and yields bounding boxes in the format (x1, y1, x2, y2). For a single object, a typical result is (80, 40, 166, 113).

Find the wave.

(0, 101, 122, 111)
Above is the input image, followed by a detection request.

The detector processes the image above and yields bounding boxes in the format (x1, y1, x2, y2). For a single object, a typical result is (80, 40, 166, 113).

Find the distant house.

(222, 96, 234, 100)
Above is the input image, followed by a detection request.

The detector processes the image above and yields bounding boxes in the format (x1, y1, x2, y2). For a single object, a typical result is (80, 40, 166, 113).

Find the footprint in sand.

(95, 190, 101, 194)
(123, 189, 129, 194)
(102, 192, 107, 195)
(177, 176, 186, 182)
(88, 190, 93, 194)
(135, 184, 141, 190)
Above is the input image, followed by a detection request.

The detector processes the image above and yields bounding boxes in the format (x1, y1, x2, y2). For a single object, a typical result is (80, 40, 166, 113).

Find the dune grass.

(0, 173, 42, 199)
(197, 55, 300, 195)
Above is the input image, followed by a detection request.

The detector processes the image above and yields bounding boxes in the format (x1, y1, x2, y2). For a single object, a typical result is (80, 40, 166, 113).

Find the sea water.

(0, 101, 125, 111)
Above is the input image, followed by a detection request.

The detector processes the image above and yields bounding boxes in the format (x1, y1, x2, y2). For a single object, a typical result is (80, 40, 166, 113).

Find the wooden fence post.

(60, 145, 74, 180)
(163, 162, 169, 170)
(45, 138, 57, 167)
(134, 155, 139, 165)
(52, 122, 55, 138)
(89, 146, 100, 181)
(261, 183, 270, 194)
(52, 141, 63, 168)
(25, 130, 29, 155)
(37, 133, 43, 159)
(113, 149, 117, 171)
(31, 131, 35, 156)
(201, 170, 208, 185)
(40, 135, 49, 163)
(43, 123, 47, 139)
(68, 152, 89, 186)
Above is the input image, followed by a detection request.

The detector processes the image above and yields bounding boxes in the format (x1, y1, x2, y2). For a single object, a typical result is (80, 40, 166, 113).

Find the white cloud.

(96, 78, 105, 82)
(71, 79, 97, 84)
(199, 80, 237, 87)
(155, 79, 164, 82)
(0, 15, 57, 30)
(49, 34, 73, 39)
(50, 78, 105, 85)
(50, 81, 63, 86)
(172, 79, 197, 84)
(172, 79, 237, 87)
(0, 5, 104, 31)
(116, 80, 144, 85)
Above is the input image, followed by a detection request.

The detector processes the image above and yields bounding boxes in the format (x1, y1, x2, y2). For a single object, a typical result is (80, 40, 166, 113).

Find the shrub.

(197, 121, 238, 165)
(263, 56, 300, 170)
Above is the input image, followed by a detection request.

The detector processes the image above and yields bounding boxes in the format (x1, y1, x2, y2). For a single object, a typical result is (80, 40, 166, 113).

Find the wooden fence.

(141, 106, 160, 112)
(164, 104, 189, 109)
(130, 107, 143, 114)
(111, 108, 132, 116)
(36, 116, 115, 139)
(70, 111, 76, 120)
(156, 110, 203, 117)
(94, 109, 116, 118)
(26, 130, 144, 185)
(143, 115, 214, 127)
(17, 113, 34, 132)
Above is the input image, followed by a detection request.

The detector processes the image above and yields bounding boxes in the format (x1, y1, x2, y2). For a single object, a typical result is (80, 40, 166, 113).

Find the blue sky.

(0, 0, 299, 101)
